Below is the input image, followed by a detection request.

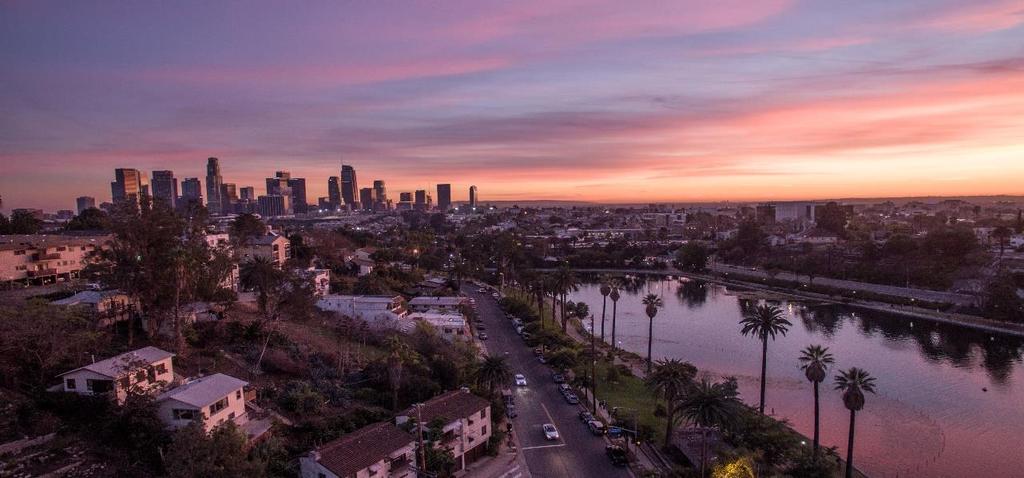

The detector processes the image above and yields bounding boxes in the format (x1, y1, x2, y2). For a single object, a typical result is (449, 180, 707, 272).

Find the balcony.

(39, 252, 62, 260)
(27, 268, 58, 277)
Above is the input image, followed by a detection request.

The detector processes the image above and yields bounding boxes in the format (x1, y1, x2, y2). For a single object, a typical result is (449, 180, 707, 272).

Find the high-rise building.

(206, 158, 224, 214)
(469, 185, 478, 210)
(327, 176, 341, 209)
(399, 192, 413, 202)
(265, 172, 293, 214)
(437, 184, 452, 211)
(76, 196, 96, 214)
(288, 177, 308, 214)
(240, 187, 256, 201)
(181, 178, 203, 207)
(111, 168, 145, 205)
(341, 164, 358, 207)
(151, 170, 178, 207)
(372, 180, 387, 210)
(257, 195, 287, 217)
(221, 183, 238, 213)
(359, 187, 375, 212)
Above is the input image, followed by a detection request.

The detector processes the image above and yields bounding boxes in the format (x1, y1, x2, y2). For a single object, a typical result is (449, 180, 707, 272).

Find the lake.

(568, 276, 1024, 478)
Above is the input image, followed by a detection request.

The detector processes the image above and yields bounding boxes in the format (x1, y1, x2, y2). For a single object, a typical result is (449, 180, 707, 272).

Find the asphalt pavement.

(463, 284, 631, 478)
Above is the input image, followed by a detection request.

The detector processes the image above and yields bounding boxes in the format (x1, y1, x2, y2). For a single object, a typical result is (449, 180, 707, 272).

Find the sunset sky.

(2, 0, 1024, 210)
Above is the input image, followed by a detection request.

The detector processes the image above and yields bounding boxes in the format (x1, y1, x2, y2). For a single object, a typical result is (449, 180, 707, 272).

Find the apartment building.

(299, 422, 415, 478)
(0, 234, 111, 286)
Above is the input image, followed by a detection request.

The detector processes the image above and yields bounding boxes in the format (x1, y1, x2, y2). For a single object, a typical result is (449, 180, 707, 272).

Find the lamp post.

(590, 313, 597, 414)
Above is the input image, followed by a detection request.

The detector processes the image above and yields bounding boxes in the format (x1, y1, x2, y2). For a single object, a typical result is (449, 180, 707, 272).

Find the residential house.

(407, 296, 467, 313)
(299, 422, 415, 478)
(156, 373, 248, 433)
(58, 346, 174, 403)
(0, 234, 111, 286)
(406, 312, 468, 341)
(238, 232, 291, 266)
(299, 267, 331, 296)
(400, 390, 491, 472)
(52, 290, 136, 324)
(316, 295, 407, 327)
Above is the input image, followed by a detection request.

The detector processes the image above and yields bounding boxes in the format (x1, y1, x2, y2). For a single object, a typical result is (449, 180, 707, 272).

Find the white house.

(58, 346, 175, 404)
(406, 312, 468, 341)
(156, 373, 248, 433)
(299, 422, 415, 478)
(317, 295, 407, 327)
(399, 390, 492, 473)
(299, 267, 331, 297)
(407, 296, 467, 313)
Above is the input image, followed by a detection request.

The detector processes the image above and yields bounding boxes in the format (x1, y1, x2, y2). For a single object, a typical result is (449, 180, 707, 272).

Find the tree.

(99, 393, 171, 471)
(799, 345, 834, 459)
(816, 202, 849, 237)
(992, 226, 1012, 256)
(552, 265, 580, 332)
(66, 207, 111, 231)
(476, 354, 511, 397)
(8, 209, 43, 234)
(739, 304, 791, 414)
(641, 294, 664, 373)
(240, 256, 284, 317)
(229, 213, 266, 247)
(678, 377, 742, 477)
(609, 285, 621, 352)
(982, 273, 1024, 322)
(835, 367, 877, 478)
(676, 243, 710, 272)
(599, 276, 612, 341)
(165, 421, 266, 478)
(647, 359, 697, 448)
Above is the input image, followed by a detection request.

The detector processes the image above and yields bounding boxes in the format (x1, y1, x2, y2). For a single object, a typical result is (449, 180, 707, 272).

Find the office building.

(359, 188, 375, 212)
(373, 180, 387, 205)
(257, 195, 288, 217)
(221, 183, 238, 212)
(150, 170, 178, 208)
(76, 196, 96, 214)
(469, 185, 478, 210)
(399, 192, 412, 202)
(205, 158, 224, 214)
(180, 178, 202, 207)
(437, 184, 452, 211)
(265, 172, 293, 214)
(327, 176, 341, 209)
(111, 168, 147, 205)
(341, 164, 359, 207)
(288, 177, 308, 214)
(240, 186, 256, 201)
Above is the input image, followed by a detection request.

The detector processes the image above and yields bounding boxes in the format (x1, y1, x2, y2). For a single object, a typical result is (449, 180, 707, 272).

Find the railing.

(27, 268, 58, 277)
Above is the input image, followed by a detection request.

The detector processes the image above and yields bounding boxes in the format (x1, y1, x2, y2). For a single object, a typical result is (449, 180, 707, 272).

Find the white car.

(543, 423, 559, 440)
(514, 374, 527, 386)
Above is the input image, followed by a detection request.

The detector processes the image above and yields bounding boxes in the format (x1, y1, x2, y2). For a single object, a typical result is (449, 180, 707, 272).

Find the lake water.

(569, 276, 1024, 478)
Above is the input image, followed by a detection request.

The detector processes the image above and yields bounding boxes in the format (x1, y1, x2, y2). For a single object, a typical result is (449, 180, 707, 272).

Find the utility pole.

(591, 313, 597, 414)
(416, 403, 427, 476)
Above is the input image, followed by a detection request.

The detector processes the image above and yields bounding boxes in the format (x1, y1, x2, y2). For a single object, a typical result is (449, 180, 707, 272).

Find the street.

(462, 284, 632, 478)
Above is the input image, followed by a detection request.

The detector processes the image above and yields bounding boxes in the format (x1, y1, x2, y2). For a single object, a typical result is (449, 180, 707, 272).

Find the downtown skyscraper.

(111, 168, 147, 205)
(181, 178, 202, 207)
(205, 157, 224, 214)
(341, 164, 358, 208)
(151, 170, 178, 207)
(437, 184, 452, 211)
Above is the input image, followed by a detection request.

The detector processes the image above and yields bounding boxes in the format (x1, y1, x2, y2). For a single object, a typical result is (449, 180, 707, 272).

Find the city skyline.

(3, 1, 1024, 210)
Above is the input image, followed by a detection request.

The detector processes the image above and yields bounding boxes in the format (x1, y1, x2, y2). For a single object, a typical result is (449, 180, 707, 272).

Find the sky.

(2, 0, 1024, 211)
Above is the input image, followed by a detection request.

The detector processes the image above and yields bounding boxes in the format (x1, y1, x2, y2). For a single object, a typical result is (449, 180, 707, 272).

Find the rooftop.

(60, 346, 173, 379)
(158, 373, 247, 407)
(0, 234, 112, 252)
(313, 421, 414, 478)
(408, 296, 465, 306)
(403, 389, 490, 424)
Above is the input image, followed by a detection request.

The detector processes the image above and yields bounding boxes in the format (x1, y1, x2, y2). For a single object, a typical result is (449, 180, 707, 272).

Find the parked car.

(558, 384, 572, 394)
(606, 445, 629, 467)
(607, 426, 623, 439)
(514, 374, 527, 386)
(515, 326, 525, 335)
(491, 292, 500, 299)
(478, 288, 487, 293)
(552, 373, 566, 384)
(506, 405, 518, 419)
(536, 354, 546, 364)
(478, 332, 488, 340)
(579, 411, 595, 423)
(543, 423, 559, 440)
(588, 420, 606, 435)
(565, 393, 579, 404)
(533, 347, 543, 356)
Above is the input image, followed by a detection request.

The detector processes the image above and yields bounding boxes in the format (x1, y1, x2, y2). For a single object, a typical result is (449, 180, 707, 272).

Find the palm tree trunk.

(813, 381, 821, 459)
(600, 297, 607, 341)
(846, 409, 856, 478)
(663, 400, 674, 449)
(551, 293, 557, 328)
(759, 336, 768, 414)
(646, 315, 653, 374)
(700, 428, 708, 477)
(611, 301, 618, 352)
(560, 292, 567, 332)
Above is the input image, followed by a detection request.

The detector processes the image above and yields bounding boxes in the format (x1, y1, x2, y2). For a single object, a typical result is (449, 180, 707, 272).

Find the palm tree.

(239, 256, 283, 317)
(553, 265, 579, 332)
(835, 367, 877, 478)
(799, 344, 834, 459)
(609, 285, 621, 352)
(647, 359, 697, 448)
(678, 377, 741, 477)
(993, 226, 1012, 256)
(739, 304, 792, 414)
(641, 294, 664, 373)
(477, 355, 512, 397)
(599, 276, 612, 341)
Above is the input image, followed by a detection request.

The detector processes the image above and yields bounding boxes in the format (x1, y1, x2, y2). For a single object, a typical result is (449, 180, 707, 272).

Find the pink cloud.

(914, 0, 1024, 33)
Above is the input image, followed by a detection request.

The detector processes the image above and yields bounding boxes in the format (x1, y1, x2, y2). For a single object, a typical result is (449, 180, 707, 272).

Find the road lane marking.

(519, 443, 567, 451)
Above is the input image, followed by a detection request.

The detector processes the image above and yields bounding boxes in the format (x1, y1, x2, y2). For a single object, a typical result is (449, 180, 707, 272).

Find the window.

(136, 370, 146, 382)
(173, 409, 197, 420)
(482, 425, 487, 435)
(14, 250, 25, 255)
(155, 363, 167, 374)
(228, 412, 236, 420)
(66, 378, 76, 389)
(209, 397, 229, 414)
(480, 409, 486, 419)
(236, 390, 242, 400)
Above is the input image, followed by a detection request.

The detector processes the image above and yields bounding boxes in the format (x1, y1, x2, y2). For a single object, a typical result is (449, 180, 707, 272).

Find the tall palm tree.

(599, 276, 612, 341)
(647, 359, 697, 448)
(835, 367, 877, 478)
(553, 265, 579, 332)
(641, 294, 664, 374)
(477, 355, 512, 397)
(739, 303, 792, 414)
(678, 377, 741, 477)
(799, 344, 835, 459)
(609, 285, 621, 352)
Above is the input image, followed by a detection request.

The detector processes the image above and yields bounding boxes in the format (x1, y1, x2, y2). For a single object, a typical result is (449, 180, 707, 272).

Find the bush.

(277, 380, 325, 414)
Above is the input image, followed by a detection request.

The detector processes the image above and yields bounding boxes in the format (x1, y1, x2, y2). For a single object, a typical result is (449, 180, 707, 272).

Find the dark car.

(565, 393, 579, 404)
(606, 445, 629, 467)
(579, 411, 595, 422)
(552, 373, 566, 384)
(506, 405, 518, 419)
(533, 347, 543, 356)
